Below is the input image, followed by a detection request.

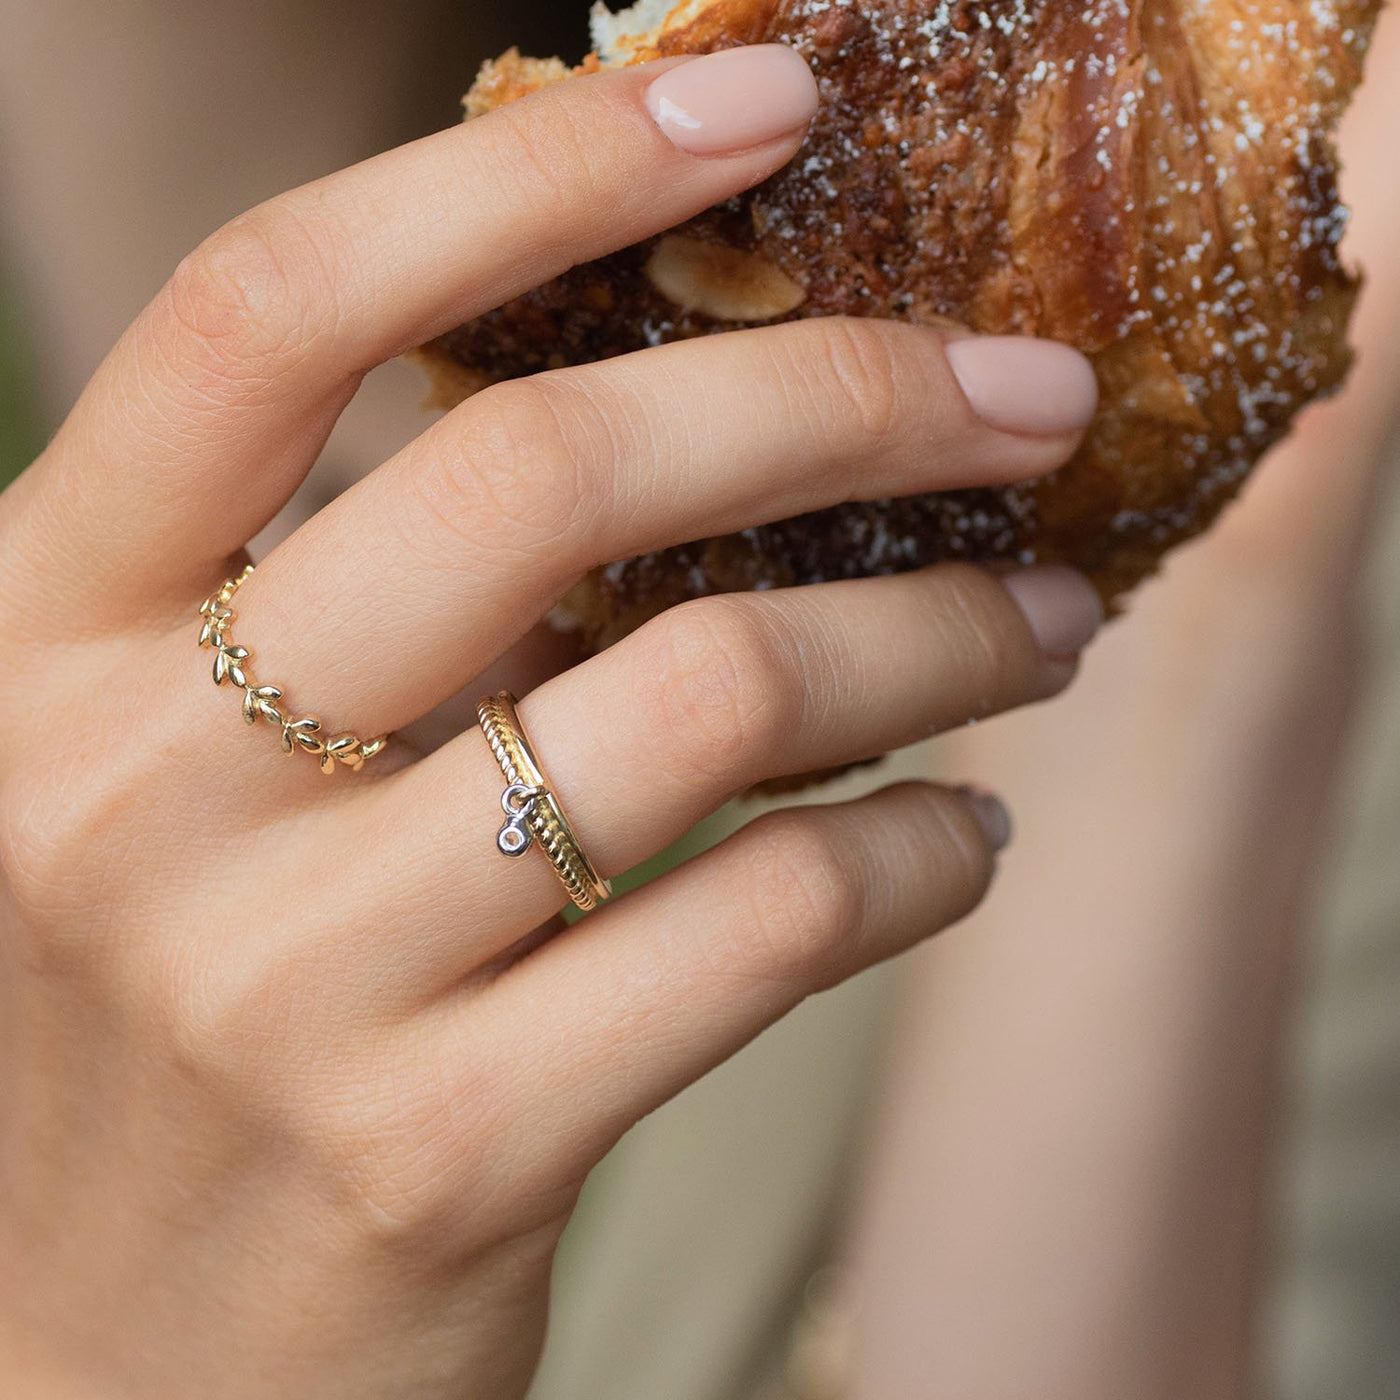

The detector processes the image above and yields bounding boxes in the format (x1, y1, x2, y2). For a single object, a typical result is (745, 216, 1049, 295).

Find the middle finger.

(231, 317, 1097, 739)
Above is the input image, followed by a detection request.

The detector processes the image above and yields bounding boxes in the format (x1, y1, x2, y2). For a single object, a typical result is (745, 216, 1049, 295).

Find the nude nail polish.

(645, 45, 819, 156)
(954, 785, 1014, 852)
(946, 337, 1100, 437)
(1001, 566, 1105, 659)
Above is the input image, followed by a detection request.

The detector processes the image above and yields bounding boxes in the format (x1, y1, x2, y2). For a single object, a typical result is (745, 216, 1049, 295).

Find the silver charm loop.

(478, 692, 614, 912)
(498, 781, 545, 857)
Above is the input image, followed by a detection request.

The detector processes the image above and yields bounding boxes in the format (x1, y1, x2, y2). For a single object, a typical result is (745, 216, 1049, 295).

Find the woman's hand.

(0, 46, 1101, 1399)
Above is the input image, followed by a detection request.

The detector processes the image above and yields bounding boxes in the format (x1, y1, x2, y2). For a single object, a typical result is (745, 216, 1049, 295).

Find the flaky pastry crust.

(418, 0, 1380, 650)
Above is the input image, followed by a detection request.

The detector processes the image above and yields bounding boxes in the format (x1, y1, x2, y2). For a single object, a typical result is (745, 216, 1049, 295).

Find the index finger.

(4, 46, 819, 622)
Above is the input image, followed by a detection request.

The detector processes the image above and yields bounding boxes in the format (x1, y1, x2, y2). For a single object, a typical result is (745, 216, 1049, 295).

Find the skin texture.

(0, 49, 1107, 1400)
(3, 5, 1393, 1397)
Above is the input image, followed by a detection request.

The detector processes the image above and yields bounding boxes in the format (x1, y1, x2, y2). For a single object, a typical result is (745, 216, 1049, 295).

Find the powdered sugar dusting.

(445, 1, 1379, 626)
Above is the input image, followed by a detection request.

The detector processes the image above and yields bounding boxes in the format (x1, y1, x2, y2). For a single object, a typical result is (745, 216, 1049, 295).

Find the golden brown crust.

(422, 0, 1380, 652)
(460, 49, 579, 116)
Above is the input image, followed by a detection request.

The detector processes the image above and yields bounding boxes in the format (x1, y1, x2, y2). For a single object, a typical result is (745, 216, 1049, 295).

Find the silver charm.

(498, 782, 545, 857)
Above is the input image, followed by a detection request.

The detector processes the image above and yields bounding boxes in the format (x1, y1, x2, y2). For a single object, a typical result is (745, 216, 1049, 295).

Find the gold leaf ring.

(477, 691, 613, 913)
(197, 566, 389, 774)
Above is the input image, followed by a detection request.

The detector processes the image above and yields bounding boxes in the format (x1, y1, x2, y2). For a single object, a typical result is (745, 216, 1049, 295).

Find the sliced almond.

(645, 235, 807, 322)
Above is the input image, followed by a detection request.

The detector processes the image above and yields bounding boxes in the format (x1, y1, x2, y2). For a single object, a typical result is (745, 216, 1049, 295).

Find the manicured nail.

(1002, 566, 1105, 659)
(955, 786, 1013, 853)
(645, 45, 819, 156)
(945, 337, 1099, 436)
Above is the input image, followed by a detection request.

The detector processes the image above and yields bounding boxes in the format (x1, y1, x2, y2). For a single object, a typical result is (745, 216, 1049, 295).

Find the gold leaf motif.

(200, 568, 387, 772)
(326, 735, 365, 772)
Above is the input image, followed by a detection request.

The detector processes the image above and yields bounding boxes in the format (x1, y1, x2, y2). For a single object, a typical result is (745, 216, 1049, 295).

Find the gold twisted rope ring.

(198, 565, 389, 774)
(476, 691, 613, 913)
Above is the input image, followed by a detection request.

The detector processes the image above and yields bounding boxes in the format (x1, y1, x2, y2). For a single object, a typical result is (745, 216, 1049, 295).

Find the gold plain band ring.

(198, 565, 389, 774)
(477, 691, 613, 913)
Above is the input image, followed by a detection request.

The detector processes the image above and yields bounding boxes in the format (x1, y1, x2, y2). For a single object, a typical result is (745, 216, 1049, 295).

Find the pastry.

(418, 0, 1381, 650)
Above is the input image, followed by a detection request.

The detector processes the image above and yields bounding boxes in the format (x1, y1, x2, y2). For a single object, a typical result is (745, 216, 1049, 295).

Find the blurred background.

(0, 269, 42, 485)
(2, 4, 1397, 1398)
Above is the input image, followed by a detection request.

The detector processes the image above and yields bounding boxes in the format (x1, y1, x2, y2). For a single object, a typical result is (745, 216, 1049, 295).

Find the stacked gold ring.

(476, 691, 613, 913)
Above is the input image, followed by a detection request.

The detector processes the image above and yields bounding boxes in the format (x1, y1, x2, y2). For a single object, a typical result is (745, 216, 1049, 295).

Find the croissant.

(418, 0, 1381, 650)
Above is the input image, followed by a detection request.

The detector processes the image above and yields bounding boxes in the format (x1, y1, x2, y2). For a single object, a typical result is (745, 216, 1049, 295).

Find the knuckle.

(148, 951, 434, 1230)
(413, 378, 602, 561)
(313, 1085, 468, 1248)
(345, 1100, 496, 1249)
(0, 762, 130, 976)
(152, 940, 301, 1104)
(643, 598, 801, 788)
(807, 317, 908, 450)
(159, 203, 339, 385)
(0, 778, 64, 938)
(151, 947, 403, 1195)
(351, 1140, 461, 1246)
(150, 954, 485, 1249)
(734, 812, 863, 988)
(333, 1045, 567, 1252)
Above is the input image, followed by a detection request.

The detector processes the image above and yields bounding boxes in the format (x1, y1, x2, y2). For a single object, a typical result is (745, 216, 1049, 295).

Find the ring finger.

(334, 558, 1103, 996)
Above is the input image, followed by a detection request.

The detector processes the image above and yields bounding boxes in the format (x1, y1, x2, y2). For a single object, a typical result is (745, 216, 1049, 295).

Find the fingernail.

(645, 45, 819, 156)
(955, 785, 1013, 853)
(1001, 565, 1105, 659)
(945, 337, 1099, 437)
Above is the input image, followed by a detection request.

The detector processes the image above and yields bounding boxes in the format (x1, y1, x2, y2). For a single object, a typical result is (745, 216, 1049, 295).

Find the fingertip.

(1000, 565, 1105, 659)
(952, 784, 1014, 853)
